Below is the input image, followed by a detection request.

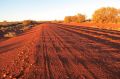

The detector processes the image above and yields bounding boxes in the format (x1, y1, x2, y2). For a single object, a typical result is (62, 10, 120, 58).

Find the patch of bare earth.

(0, 23, 120, 79)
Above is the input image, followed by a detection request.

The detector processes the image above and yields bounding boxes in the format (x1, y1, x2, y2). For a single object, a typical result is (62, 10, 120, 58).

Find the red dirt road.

(0, 23, 120, 79)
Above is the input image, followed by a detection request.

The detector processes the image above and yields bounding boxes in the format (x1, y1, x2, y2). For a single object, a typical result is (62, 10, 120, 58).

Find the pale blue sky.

(0, 0, 120, 21)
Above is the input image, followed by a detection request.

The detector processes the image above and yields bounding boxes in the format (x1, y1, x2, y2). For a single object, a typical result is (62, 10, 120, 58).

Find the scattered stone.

(22, 59, 25, 62)
(30, 64, 33, 66)
(9, 75, 12, 78)
(21, 52, 24, 54)
(3, 73, 7, 78)
(25, 55, 29, 58)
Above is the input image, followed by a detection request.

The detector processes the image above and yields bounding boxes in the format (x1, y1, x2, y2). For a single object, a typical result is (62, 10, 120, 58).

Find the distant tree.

(22, 20, 32, 26)
(64, 16, 72, 23)
(3, 20, 7, 23)
(117, 9, 120, 23)
(117, 17, 120, 23)
(92, 7, 119, 23)
(71, 16, 78, 22)
(64, 13, 86, 23)
(75, 13, 86, 23)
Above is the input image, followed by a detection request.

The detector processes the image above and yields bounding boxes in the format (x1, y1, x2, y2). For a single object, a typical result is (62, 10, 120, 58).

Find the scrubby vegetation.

(64, 7, 120, 24)
(64, 13, 86, 23)
(0, 20, 37, 38)
(92, 7, 120, 23)
(63, 7, 120, 31)
(22, 20, 37, 26)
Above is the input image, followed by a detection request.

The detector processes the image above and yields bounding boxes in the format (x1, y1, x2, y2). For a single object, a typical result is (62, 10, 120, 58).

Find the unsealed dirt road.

(0, 23, 120, 79)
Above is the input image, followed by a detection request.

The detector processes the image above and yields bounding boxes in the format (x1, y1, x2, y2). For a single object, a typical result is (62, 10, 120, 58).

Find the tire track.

(48, 26, 97, 79)
(50, 24, 120, 79)
(57, 24, 120, 35)
(57, 25, 120, 50)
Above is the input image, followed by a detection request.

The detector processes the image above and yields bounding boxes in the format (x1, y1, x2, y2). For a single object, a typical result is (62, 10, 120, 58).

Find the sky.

(0, 0, 120, 21)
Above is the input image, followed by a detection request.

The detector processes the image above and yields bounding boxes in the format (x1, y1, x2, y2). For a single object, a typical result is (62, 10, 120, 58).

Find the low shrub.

(4, 32, 16, 38)
(22, 20, 32, 26)
(64, 13, 86, 23)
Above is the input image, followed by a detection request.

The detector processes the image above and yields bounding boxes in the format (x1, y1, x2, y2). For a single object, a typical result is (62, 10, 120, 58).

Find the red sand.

(0, 23, 120, 79)
(62, 22, 120, 30)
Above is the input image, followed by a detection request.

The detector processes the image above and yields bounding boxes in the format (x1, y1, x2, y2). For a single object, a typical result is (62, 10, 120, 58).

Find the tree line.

(64, 7, 120, 24)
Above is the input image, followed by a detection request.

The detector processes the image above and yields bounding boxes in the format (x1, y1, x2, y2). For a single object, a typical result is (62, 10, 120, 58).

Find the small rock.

(26, 55, 29, 58)
(9, 75, 12, 78)
(22, 59, 25, 62)
(21, 52, 24, 54)
(3, 74, 7, 78)
(30, 64, 33, 66)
